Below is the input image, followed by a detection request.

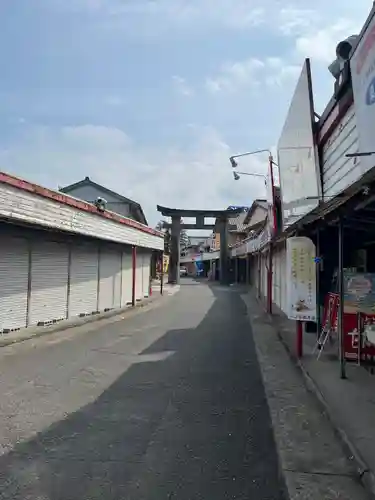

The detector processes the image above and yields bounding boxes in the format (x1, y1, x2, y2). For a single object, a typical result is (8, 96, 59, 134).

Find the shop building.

(0, 172, 163, 334)
(229, 4, 375, 373)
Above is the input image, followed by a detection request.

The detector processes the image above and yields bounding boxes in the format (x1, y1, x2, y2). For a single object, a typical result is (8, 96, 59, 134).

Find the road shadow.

(0, 285, 286, 499)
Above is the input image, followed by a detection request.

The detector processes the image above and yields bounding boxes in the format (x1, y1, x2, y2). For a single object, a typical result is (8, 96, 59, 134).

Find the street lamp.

(229, 147, 278, 317)
(232, 171, 267, 184)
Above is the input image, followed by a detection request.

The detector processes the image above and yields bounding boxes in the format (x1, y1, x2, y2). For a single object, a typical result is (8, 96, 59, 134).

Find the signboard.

(163, 254, 169, 274)
(343, 312, 375, 362)
(351, 11, 375, 176)
(286, 237, 317, 321)
(277, 59, 321, 229)
(343, 272, 375, 314)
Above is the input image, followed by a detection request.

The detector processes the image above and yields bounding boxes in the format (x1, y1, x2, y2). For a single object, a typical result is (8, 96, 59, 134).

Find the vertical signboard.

(286, 237, 317, 321)
(351, 10, 375, 176)
(277, 59, 321, 229)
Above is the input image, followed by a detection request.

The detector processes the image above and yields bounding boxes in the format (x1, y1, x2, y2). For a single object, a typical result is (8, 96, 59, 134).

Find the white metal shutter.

(121, 251, 133, 306)
(98, 249, 116, 311)
(113, 251, 122, 309)
(68, 244, 99, 317)
(0, 236, 29, 332)
(135, 251, 143, 301)
(142, 252, 151, 298)
(29, 241, 69, 325)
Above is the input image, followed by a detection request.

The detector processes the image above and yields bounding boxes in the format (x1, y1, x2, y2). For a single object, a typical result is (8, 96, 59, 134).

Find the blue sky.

(0, 0, 371, 225)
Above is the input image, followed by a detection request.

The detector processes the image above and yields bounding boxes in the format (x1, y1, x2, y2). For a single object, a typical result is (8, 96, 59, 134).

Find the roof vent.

(85, 176, 90, 181)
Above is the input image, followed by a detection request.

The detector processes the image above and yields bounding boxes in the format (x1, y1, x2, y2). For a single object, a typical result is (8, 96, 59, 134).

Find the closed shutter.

(98, 249, 116, 311)
(121, 251, 132, 306)
(142, 252, 151, 298)
(0, 236, 29, 332)
(69, 244, 99, 317)
(29, 241, 69, 325)
(135, 251, 143, 301)
(113, 251, 122, 309)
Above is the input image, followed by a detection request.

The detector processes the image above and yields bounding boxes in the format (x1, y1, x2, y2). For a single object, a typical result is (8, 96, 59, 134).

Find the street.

(0, 280, 368, 499)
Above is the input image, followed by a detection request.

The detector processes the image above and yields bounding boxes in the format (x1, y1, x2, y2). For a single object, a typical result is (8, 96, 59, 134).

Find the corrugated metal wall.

(322, 105, 360, 200)
(0, 230, 147, 333)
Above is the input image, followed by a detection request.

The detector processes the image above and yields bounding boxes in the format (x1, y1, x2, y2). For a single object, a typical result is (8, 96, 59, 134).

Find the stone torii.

(156, 206, 241, 285)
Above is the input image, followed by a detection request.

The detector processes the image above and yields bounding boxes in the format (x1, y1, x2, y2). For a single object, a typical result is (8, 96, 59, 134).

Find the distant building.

(59, 176, 148, 225)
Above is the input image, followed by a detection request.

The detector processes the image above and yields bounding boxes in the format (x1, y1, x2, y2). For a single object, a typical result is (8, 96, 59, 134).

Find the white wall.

(321, 104, 361, 200)
(0, 183, 163, 250)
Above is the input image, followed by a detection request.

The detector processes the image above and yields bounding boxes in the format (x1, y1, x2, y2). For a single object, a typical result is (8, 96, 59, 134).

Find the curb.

(253, 295, 375, 498)
(0, 291, 172, 349)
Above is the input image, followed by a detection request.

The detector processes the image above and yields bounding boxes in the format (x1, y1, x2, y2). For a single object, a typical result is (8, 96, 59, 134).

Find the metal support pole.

(219, 217, 229, 285)
(131, 246, 136, 307)
(338, 219, 346, 379)
(316, 229, 321, 338)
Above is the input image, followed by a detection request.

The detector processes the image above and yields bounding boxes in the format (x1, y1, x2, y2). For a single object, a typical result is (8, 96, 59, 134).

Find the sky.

(0, 0, 372, 227)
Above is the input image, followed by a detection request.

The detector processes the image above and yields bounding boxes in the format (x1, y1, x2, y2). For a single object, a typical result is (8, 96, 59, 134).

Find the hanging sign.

(286, 236, 317, 321)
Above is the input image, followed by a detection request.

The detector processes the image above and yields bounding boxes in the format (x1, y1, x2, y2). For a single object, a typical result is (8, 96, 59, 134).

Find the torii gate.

(156, 206, 241, 285)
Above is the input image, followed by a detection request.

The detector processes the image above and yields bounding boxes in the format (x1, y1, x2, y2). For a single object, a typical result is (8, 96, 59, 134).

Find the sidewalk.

(0, 282, 180, 348)
(244, 288, 375, 497)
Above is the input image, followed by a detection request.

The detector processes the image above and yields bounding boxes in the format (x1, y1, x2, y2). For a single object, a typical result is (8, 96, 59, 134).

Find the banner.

(286, 236, 317, 321)
(351, 12, 375, 176)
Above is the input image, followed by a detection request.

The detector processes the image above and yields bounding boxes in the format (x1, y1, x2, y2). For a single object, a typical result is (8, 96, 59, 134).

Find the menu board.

(286, 236, 317, 321)
(343, 272, 375, 314)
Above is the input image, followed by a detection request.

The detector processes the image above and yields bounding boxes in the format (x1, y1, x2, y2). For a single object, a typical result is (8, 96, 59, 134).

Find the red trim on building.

(318, 91, 354, 149)
(0, 172, 162, 238)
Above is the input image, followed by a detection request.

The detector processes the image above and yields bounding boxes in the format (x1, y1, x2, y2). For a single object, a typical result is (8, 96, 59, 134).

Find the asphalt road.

(0, 279, 287, 499)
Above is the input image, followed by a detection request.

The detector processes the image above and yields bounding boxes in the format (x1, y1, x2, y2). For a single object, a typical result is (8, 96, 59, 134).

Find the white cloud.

(0, 125, 268, 226)
(48, 0, 265, 31)
(294, 19, 362, 63)
(205, 57, 300, 94)
(279, 7, 318, 36)
(172, 76, 194, 97)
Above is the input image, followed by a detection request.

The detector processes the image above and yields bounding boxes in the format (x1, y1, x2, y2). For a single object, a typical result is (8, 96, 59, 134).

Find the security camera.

(95, 197, 107, 211)
(336, 35, 358, 61)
